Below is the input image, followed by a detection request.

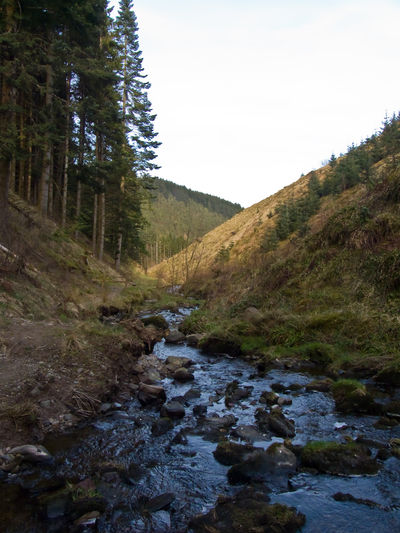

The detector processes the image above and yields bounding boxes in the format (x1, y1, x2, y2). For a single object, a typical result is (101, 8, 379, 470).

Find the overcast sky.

(110, 0, 400, 208)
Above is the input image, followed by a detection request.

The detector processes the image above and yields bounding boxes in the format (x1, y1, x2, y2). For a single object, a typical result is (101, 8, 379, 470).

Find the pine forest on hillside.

(0, 0, 160, 266)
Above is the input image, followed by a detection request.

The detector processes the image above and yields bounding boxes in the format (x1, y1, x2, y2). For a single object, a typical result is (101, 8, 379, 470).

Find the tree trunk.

(115, 232, 122, 270)
(92, 193, 98, 255)
(61, 71, 71, 228)
(75, 111, 85, 239)
(39, 63, 53, 216)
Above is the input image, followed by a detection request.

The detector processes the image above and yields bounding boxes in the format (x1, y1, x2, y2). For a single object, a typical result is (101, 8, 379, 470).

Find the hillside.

(152, 116, 400, 383)
(0, 196, 191, 448)
(141, 178, 242, 269)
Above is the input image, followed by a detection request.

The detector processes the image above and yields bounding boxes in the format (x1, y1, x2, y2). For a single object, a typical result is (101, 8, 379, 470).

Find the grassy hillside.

(152, 118, 400, 383)
(141, 178, 242, 269)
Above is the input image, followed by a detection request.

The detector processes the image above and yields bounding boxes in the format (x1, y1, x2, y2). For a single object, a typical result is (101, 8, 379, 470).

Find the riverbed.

(1, 308, 400, 532)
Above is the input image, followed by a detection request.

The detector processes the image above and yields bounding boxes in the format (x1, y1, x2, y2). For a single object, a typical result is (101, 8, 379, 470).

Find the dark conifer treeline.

(263, 114, 400, 250)
(0, 0, 159, 265)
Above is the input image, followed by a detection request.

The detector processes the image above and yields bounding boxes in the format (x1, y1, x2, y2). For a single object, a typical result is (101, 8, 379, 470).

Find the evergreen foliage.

(263, 114, 400, 251)
(0, 0, 159, 266)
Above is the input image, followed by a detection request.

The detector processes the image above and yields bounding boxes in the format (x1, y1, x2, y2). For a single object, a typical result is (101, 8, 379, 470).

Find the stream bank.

(1, 307, 400, 532)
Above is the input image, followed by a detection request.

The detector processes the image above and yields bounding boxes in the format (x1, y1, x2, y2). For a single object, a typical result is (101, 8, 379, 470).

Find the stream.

(1, 307, 400, 532)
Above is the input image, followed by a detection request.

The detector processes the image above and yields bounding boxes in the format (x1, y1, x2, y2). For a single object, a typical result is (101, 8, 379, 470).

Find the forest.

(0, 0, 159, 267)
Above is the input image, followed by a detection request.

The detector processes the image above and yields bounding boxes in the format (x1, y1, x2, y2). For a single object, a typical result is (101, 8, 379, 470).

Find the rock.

(225, 380, 253, 406)
(142, 369, 162, 384)
(255, 408, 295, 438)
(301, 440, 381, 475)
(184, 388, 201, 400)
(278, 397, 292, 406)
(160, 401, 185, 419)
(149, 510, 171, 532)
(173, 367, 194, 382)
(100, 402, 112, 414)
(39, 489, 70, 519)
(152, 418, 174, 436)
(331, 379, 382, 415)
(189, 487, 305, 533)
(74, 511, 101, 526)
(142, 315, 169, 330)
(145, 492, 175, 512)
(227, 443, 297, 484)
(333, 492, 385, 509)
(138, 383, 166, 406)
(243, 306, 263, 323)
(204, 414, 237, 430)
(166, 355, 193, 370)
(213, 440, 258, 466)
(230, 425, 268, 443)
(271, 382, 287, 393)
(8, 444, 52, 464)
(186, 333, 204, 346)
(193, 404, 207, 417)
(334, 422, 348, 430)
(65, 302, 80, 318)
(165, 329, 186, 344)
(200, 334, 242, 356)
(259, 390, 279, 405)
(305, 378, 334, 392)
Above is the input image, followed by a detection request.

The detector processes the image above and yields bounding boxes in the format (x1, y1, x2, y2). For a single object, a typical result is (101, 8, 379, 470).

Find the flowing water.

(1, 308, 400, 532)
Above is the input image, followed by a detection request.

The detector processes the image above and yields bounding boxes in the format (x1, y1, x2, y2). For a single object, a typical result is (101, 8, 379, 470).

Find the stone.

(225, 380, 253, 406)
(8, 444, 52, 464)
(301, 440, 381, 475)
(200, 334, 242, 356)
(74, 511, 101, 526)
(193, 404, 207, 417)
(152, 418, 174, 436)
(213, 440, 258, 466)
(173, 367, 194, 382)
(142, 315, 169, 330)
(259, 390, 279, 406)
(332, 380, 383, 415)
(227, 444, 297, 484)
(145, 492, 175, 512)
(184, 388, 201, 400)
(230, 425, 268, 443)
(255, 408, 295, 438)
(160, 401, 185, 419)
(138, 383, 166, 406)
(243, 306, 263, 323)
(186, 333, 204, 346)
(165, 329, 186, 344)
(189, 487, 305, 533)
(305, 378, 333, 392)
(166, 355, 193, 369)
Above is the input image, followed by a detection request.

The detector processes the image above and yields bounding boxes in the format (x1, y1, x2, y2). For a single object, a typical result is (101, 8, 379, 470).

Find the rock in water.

(189, 487, 305, 533)
(160, 401, 185, 419)
(8, 444, 52, 464)
(173, 367, 194, 382)
(165, 330, 186, 344)
(138, 383, 166, 406)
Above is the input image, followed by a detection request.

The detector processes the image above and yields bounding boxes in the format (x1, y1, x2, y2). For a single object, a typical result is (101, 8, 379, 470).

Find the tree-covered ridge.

(153, 178, 242, 219)
(0, 0, 159, 266)
(140, 178, 242, 270)
(263, 113, 400, 250)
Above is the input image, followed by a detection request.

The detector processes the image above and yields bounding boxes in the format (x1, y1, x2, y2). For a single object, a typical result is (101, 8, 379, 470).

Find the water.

(1, 308, 400, 532)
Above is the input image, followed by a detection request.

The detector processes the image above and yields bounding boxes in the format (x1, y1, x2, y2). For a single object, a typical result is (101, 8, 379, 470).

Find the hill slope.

(151, 117, 400, 383)
(141, 178, 242, 269)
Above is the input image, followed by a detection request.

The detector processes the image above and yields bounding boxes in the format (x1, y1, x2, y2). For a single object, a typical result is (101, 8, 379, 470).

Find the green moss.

(240, 336, 267, 355)
(331, 378, 365, 394)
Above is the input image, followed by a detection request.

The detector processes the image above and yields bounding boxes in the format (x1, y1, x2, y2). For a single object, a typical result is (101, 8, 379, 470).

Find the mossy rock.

(292, 342, 335, 367)
(199, 334, 242, 356)
(331, 379, 382, 415)
(189, 487, 305, 533)
(213, 440, 258, 466)
(141, 315, 168, 330)
(301, 440, 380, 475)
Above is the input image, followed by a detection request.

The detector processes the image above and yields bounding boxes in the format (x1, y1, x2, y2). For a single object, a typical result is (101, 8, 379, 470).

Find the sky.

(110, 0, 400, 208)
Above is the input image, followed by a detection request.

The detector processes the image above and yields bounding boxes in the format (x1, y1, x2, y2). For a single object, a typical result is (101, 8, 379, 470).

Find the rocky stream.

(1, 307, 400, 532)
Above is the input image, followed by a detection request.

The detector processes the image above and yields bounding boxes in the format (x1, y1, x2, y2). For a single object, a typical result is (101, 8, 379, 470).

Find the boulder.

(259, 390, 279, 406)
(213, 440, 258, 466)
(151, 418, 174, 436)
(165, 329, 186, 344)
(160, 401, 185, 419)
(166, 355, 193, 370)
(145, 492, 175, 513)
(305, 378, 334, 393)
(200, 335, 242, 356)
(230, 425, 268, 443)
(331, 379, 382, 415)
(301, 440, 381, 475)
(189, 487, 305, 533)
(138, 383, 166, 406)
(225, 380, 253, 406)
(193, 404, 207, 417)
(227, 444, 297, 484)
(186, 333, 205, 346)
(173, 367, 194, 382)
(255, 408, 295, 438)
(8, 444, 52, 464)
(243, 306, 263, 323)
(141, 315, 169, 330)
